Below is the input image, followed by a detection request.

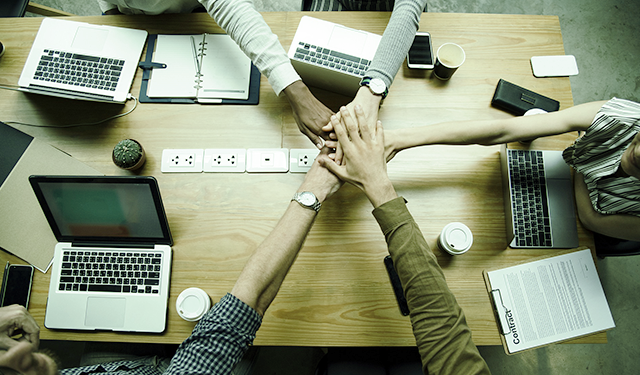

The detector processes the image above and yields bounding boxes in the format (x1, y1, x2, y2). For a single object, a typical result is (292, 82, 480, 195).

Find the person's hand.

(0, 305, 39, 351)
(0, 305, 57, 374)
(297, 147, 343, 204)
(283, 81, 334, 149)
(323, 86, 383, 164)
(318, 105, 397, 208)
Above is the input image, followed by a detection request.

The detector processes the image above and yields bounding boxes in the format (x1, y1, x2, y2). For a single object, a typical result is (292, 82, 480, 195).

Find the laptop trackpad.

(85, 297, 126, 329)
(73, 27, 108, 51)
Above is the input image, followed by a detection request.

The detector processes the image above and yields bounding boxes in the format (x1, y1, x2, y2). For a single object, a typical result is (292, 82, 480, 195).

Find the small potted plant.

(112, 139, 146, 170)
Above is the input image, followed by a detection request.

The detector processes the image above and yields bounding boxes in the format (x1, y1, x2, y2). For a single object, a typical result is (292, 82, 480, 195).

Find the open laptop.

(29, 175, 173, 333)
(288, 16, 381, 96)
(18, 18, 147, 104)
(500, 144, 579, 248)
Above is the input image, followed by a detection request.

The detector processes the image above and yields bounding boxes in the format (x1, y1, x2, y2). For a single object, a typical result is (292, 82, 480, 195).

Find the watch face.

(369, 78, 386, 94)
(299, 192, 316, 205)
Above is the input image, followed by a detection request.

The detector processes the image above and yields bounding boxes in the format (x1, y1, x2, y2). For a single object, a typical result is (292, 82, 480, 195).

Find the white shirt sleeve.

(199, 0, 301, 95)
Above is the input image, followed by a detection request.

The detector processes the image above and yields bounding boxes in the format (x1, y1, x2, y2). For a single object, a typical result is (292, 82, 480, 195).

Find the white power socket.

(289, 149, 320, 173)
(246, 148, 289, 173)
(161, 149, 204, 173)
(203, 149, 246, 173)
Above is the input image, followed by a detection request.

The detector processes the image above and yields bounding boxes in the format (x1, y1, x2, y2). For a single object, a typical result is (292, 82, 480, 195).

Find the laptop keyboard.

(33, 49, 123, 91)
(508, 149, 552, 247)
(58, 250, 163, 294)
(292, 41, 371, 77)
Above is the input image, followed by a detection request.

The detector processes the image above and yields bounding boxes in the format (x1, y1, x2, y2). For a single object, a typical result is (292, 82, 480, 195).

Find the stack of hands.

(310, 103, 398, 209)
(0, 304, 57, 374)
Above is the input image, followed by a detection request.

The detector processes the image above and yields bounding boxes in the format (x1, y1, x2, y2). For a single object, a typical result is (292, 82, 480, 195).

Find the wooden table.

(0, 12, 604, 346)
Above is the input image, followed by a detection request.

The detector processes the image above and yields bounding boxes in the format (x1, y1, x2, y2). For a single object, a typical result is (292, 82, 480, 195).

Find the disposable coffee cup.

(176, 287, 211, 322)
(437, 222, 473, 255)
(433, 43, 466, 80)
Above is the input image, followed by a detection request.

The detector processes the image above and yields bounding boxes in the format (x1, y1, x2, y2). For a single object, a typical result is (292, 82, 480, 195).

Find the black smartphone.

(0, 262, 34, 308)
(407, 31, 434, 69)
(383, 256, 410, 316)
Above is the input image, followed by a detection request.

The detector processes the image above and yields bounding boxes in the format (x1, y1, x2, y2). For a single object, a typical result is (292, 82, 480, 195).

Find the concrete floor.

(24, 0, 640, 374)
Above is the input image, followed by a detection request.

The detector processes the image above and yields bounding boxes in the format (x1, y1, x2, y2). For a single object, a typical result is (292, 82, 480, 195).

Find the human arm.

(373, 200, 490, 375)
(322, 0, 425, 162)
(318, 105, 489, 374)
(166, 151, 341, 374)
(230, 149, 342, 315)
(282, 81, 335, 149)
(574, 172, 640, 241)
(200, 0, 299, 96)
(382, 100, 606, 161)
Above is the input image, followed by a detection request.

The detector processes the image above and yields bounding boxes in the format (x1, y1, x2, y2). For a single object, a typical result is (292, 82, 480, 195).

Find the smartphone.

(0, 262, 34, 308)
(407, 32, 434, 69)
(530, 55, 579, 77)
(383, 256, 410, 316)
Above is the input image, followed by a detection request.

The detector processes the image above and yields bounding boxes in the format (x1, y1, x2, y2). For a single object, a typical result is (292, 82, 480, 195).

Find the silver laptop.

(288, 16, 381, 96)
(29, 175, 173, 333)
(18, 18, 147, 104)
(500, 144, 579, 248)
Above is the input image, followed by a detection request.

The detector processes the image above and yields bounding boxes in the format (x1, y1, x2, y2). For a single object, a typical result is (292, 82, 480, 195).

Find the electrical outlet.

(161, 149, 204, 173)
(289, 149, 320, 173)
(246, 148, 289, 173)
(203, 149, 246, 173)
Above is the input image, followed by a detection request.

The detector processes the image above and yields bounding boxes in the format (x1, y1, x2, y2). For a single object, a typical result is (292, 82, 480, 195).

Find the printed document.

(487, 249, 615, 353)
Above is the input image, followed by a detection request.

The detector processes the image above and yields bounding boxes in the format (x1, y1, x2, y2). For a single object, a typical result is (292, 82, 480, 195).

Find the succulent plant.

(112, 139, 146, 170)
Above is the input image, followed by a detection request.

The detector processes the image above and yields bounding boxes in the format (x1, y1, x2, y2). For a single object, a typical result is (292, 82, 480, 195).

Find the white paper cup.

(433, 43, 466, 80)
(176, 287, 211, 322)
(437, 222, 473, 255)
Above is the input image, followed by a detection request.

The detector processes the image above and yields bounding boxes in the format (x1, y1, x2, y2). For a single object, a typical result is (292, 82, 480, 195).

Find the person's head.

(620, 131, 640, 179)
(0, 341, 58, 375)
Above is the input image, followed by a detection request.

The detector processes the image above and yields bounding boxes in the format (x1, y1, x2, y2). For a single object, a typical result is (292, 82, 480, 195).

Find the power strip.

(246, 148, 289, 173)
(161, 148, 320, 173)
(203, 149, 246, 173)
(161, 149, 204, 173)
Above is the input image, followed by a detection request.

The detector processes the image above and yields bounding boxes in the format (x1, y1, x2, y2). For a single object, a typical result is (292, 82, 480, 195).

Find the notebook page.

(197, 34, 251, 100)
(147, 35, 199, 98)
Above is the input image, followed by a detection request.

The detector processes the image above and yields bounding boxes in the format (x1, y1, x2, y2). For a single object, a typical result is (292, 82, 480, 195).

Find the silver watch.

(292, 191, 321, 212)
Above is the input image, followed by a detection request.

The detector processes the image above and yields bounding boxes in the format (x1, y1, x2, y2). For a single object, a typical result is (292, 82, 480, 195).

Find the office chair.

(594, 232, 640, 258)
(0, 0, 74, 17)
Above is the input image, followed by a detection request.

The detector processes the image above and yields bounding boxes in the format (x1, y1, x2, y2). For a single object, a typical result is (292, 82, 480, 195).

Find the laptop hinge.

(71, 242, 155, 249)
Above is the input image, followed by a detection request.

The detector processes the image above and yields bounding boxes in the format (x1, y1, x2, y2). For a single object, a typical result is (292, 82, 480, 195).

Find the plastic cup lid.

(176, 287, 211, 321)
(440, 222, 473, 254)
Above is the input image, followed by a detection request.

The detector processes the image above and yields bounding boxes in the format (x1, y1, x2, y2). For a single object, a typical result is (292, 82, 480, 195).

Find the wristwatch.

(360, 77, 388, 99)
(292, 191, 321, 212)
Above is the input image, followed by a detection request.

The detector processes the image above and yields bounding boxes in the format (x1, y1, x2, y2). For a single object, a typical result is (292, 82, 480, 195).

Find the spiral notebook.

(139, 34, 259, 104)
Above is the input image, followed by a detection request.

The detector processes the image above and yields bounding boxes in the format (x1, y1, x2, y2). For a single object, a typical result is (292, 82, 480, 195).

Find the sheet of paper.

(147, 34, 199, 98)
(198, 34, 251, 100)
(0, 135, 100, 272)
(487, 249, 615, 353)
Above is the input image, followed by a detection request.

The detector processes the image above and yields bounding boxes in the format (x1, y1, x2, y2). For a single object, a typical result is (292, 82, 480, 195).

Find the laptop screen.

(29, 176, 172, 245)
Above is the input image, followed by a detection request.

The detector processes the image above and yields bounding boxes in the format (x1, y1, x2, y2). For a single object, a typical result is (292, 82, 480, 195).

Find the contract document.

(485, 249, 615, 354)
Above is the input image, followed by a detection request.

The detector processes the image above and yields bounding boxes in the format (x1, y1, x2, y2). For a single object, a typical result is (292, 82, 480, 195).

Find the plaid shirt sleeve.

(164, 293, 262, 375)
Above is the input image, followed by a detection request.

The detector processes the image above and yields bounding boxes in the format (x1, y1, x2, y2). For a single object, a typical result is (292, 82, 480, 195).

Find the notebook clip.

(138, 62, 167, 71)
